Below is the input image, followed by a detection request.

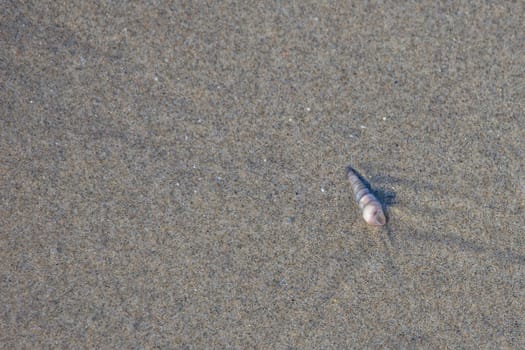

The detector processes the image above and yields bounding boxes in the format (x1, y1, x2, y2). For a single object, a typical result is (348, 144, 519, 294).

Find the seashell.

(347, 166, 386, 226)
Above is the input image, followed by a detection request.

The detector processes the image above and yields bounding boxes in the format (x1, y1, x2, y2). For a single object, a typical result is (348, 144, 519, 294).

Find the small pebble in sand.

(346, 166, 386, 226)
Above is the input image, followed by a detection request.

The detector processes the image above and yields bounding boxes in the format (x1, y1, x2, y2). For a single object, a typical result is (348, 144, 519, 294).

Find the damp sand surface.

(1, 2, 524, 348)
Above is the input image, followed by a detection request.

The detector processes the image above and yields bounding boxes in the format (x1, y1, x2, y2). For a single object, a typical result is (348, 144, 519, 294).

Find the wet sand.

(2, 2, 524, 348)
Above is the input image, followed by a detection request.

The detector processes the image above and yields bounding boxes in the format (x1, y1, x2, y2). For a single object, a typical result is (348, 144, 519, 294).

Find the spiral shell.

(347, 166, 386, 226)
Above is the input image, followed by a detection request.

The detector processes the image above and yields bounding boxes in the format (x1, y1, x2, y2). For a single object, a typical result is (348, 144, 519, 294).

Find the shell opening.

(362, 203, 386, 226)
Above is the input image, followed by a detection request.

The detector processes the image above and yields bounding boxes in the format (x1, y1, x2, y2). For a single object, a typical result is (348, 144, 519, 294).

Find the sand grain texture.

(1, 1, 524, 348)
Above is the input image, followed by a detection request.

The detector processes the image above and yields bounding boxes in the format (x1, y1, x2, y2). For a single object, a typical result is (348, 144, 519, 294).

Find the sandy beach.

(1, 2, 524, 348)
